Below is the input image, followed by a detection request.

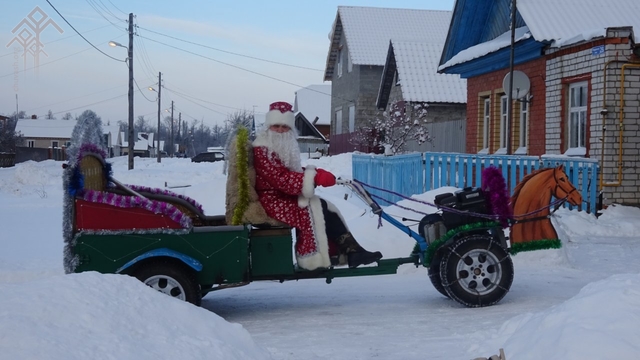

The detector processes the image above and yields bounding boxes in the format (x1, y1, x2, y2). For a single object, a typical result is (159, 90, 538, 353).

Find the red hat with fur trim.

(265, 101, 295, 129)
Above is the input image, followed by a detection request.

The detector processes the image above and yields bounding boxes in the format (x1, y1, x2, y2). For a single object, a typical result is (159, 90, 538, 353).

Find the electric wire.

(137, 26, 323, 72)
(45, 0, 125, 62)
(162, 85, 249, 111)
(106, 0, 127, 16)
(163, 88, 228, 117)
(133, 77, 156, 102)
(0, 24, 114, 59)
(85, 0, 126, 31)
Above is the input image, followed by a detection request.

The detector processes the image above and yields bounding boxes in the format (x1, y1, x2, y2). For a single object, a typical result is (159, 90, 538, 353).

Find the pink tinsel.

(127, 185, 204, 214)
(82, 190, 192, 228)
(481, 166, 513, 228)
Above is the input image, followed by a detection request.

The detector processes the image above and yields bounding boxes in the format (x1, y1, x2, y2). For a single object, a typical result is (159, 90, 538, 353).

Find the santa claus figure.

(253, 101, 382, 270)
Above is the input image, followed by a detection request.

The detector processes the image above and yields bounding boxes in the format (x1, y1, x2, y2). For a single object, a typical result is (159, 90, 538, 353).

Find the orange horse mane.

(510, 167, 553, 207)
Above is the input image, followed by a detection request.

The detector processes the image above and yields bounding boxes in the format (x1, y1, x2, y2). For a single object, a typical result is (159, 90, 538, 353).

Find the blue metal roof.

(439, 0, 527, 69)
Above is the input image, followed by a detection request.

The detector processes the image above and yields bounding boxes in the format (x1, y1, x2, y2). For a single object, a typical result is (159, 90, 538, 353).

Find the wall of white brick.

(545, 31, 640, 205)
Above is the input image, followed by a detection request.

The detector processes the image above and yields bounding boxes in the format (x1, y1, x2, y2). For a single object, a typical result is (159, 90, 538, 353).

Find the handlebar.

(337, 178, 382, 215)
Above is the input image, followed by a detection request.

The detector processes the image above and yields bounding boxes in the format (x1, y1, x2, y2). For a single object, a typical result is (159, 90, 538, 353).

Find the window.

(347, 51, 352, 73)
(335, 108, 343, 135)
(566, 81, 587, 155)
(337, 49, 343, 78)
(496, 95, 509, 154)
(515, 99, 528, 154)
(65, 141, 71, 148)
(479, 97, 490, 154)
(27, 140, 35, 148)
(348, 105, 355, 132)
(51, 140, 59, 148)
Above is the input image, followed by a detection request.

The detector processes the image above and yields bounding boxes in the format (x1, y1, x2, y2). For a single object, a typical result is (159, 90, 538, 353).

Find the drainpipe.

(601, 61, 640, 187)
(599, 60, 627, 188)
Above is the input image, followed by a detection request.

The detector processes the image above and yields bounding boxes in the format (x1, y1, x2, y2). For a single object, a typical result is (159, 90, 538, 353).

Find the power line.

(163, 85, 251, 111)
(139, 35, 317, 92)
(133, 77, 156, 102)
(24, 84, 126, 113)
(106, 0, 127, 15)
(163, 88, 228, 117)
(45, 0, 124, 62)
(0, 24, 114, 59)
(84, 0, 126, 31)
(137, 26, 323, 72)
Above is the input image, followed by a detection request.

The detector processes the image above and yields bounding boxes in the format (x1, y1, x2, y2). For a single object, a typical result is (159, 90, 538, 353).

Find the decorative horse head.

(509, 165, 582, 244)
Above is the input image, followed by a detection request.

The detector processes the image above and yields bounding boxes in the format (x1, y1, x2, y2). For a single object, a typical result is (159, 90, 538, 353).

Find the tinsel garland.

(423, 221, 501, 265)
(481, 166, 512, 228)
(127, 184, 204, 214)
(231, 126, 250, 225)
(510, 239, 562, 255)
(83, 189, 192, 228)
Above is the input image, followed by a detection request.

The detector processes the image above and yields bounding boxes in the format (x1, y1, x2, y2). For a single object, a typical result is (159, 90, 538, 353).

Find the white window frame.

(348, 105, 355, 132)
(337, 49, 343, 78)
(27, 139, 35, 148)
(479, 97, 490, 154)
(495, 95, 509, 154)
(347, 51, 352, 73)
(335, 108, 343, 135)
(515, 99, 528, 155)
(565, 81, 587, 156)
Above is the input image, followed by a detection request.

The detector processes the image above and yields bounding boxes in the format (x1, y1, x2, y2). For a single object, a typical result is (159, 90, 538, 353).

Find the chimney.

(312, 116, 319, 125)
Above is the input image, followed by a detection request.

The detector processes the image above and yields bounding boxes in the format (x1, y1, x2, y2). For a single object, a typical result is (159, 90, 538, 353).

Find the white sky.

(0, 1, 454, 128)
(2, 153, 640, 359)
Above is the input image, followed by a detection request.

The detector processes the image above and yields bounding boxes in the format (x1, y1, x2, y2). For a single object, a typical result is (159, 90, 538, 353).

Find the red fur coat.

(253, 146, 330, 270)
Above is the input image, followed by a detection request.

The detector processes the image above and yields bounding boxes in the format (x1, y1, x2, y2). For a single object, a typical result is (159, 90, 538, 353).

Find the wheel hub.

(455, 249, 502, 296)
(144, 275, 186, 301)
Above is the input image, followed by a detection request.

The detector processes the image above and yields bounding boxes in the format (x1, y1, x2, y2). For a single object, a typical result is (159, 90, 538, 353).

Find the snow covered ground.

(1, 154, 640, 359)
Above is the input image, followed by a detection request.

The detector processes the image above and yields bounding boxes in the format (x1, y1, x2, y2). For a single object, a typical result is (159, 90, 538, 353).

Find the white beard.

(254, 129, 302, 172)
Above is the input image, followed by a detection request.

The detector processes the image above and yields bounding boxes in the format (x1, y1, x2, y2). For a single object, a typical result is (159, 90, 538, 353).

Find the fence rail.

(352, 152, 599, 213)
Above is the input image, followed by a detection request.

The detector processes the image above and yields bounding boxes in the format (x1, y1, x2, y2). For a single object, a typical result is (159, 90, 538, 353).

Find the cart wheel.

(439, 234, 513, 307)
(133, 259, 202, 306)
(428, 254, 449, 298)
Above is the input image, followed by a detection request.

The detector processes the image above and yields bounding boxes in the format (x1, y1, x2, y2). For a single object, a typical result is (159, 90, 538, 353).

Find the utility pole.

(127, 12, 134, 170)
(156, 72, 162, 163)
(170, 100, 174, 157)
(178, 112, 181, 156)
(506, 0, 516, 156)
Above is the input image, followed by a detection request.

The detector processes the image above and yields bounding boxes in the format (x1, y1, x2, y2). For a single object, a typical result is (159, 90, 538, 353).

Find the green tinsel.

(510, 239, 562, 255)
(423, 221, 501, 265)
(231, 126, 250, 225)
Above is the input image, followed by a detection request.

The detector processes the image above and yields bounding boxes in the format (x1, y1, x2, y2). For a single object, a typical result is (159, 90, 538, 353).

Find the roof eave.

(376, 41, 397, 110)
(324, 13, 343, 81)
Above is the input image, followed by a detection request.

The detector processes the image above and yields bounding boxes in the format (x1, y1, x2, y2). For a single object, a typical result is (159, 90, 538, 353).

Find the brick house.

(324, 6, 464, 155)
(438, 0, 640, 205)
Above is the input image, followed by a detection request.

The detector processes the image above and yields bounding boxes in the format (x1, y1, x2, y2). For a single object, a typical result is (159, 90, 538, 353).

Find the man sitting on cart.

(252, 101, 382, 270)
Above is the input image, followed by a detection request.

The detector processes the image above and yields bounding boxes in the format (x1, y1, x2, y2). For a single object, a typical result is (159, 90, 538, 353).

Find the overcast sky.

(1, 0, 454, 128)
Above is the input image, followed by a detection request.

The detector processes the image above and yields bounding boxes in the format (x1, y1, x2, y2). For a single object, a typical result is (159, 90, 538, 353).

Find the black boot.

(335, 232, 383, 268)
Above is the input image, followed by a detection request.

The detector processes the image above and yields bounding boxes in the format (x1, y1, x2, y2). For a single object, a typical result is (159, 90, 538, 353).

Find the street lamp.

(109, 13, 134, 169)
(149, 72, 162, 163)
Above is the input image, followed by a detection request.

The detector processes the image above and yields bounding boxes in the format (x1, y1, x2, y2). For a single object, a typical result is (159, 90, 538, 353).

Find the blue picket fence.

(352, 152, 600, 213)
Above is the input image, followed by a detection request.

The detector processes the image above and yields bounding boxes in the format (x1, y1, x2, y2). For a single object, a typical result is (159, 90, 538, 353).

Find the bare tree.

(62, 112, 73, 120)
(350, 101, 432, 155)
(46, 110, 55, 120)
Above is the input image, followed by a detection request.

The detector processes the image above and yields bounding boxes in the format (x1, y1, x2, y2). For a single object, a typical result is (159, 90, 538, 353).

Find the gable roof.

(378, 40, 466, 107)
(294, 113, 328, 143)
(440, 0, 640, 71)
(293, 85, 332, 126)
(325, 6, 452, 81)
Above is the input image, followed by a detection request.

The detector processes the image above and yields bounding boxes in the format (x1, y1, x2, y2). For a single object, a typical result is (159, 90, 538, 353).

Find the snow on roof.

(392, 40, 466, 103)
(439, 27, 532, 71)
(336, 6, 452, 66)
(293, 85, 332, 126)
(15, 119, 76, 138)
(517, 0, 640, 47)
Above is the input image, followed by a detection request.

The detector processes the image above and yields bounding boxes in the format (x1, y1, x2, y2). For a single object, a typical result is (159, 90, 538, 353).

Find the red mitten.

(314, 168, 336, 187)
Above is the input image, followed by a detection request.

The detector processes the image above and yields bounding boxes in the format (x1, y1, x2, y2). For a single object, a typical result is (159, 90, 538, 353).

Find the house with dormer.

(437, 0, 640, 205)
(293, 84, 331, 155)
(324, 6, 466, 155)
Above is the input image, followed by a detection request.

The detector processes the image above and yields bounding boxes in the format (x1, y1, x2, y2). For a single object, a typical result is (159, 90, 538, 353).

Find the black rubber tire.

(133, 259, 202, 306)
(427, 251, 449, 298)
(439, 234, 513, 307)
